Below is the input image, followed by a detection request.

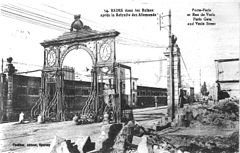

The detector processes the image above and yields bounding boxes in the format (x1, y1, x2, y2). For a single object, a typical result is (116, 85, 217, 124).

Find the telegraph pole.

(160, 10, 175, 121)
(1, 58, 3, 74)
(200, 69, 201, 95)
(169, 10, 175, 121)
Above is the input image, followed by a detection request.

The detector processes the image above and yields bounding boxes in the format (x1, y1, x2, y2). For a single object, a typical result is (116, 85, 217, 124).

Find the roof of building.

(137, 85, 167, 91)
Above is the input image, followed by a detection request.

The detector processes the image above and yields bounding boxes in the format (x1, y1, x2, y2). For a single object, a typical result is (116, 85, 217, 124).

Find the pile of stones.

(188, 98, 239, 128)
(48, 135, 95, 153)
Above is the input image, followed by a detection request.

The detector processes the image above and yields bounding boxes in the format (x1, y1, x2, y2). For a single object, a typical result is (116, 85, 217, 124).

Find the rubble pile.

(102, 121, 238, 153)
(164, 131, 239, 153)
(108, 104, 239, 153)
(101, 123, 123, 152)
(212, 98, 239, 119)
(47, 118, 239, 153)
(131, 131, 239, 153)
(129, 125, 238, 153)
(72, 114, 97, 125)
(48, 98, 239, 153)
(183, 98, 239, 128)
(48, 135, 96, 153)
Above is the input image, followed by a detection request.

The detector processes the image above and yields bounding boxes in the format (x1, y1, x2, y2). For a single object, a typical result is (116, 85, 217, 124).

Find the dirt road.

(0, 106, 167, 153)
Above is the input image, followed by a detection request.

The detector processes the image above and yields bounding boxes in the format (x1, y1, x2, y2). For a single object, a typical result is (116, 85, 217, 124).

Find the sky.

(0, 0, 239, 93)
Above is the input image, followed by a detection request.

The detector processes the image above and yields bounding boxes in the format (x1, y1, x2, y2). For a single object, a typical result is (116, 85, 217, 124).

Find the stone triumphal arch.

(31, 15, 122, 122)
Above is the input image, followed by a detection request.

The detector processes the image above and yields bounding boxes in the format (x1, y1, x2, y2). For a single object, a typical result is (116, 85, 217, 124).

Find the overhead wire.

(18, 3, 72, 21)
(1, 11, 66, 32)
(179, 51, 194, 85)
(1, 7, 68, 31)
(117, 37, 167, 48)
(2, 3, 101, 36)
(117, 59, 167, 64)
(2, 3, 196, 88)
(16, 69, 42, 74)
(14, 3, 164, 48)
(2, 4, 164, 48)
(42, 4, 73, 16)
(41, 3, 166, 48)
(3, 4, 70, 27)
(10, 61, 42, 67)
(1, 3, 172, 80)
(1, 4, 69, 31)
(2, 3, 168, 46)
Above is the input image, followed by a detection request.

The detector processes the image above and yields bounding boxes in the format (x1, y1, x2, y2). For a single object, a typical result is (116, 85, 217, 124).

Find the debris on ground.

(48, 135, 95, 153)
(130, 131, 239, 153)
(105, 98, 239, 153)
(72, 114, 96, 125)
(179, 97, 239, 128)
(48, 98, 239, 153)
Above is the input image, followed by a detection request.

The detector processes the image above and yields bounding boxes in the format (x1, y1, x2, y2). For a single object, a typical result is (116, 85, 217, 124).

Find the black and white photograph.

(0, 0, 239, 152)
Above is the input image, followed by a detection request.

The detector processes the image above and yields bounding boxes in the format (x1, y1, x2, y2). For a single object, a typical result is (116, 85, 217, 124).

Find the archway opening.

(62, 48, 94, 120)
(62, 48, 93, 81)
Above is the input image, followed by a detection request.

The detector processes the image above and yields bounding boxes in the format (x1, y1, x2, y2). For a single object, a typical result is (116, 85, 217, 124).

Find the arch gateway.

(31, 16, 125, 122)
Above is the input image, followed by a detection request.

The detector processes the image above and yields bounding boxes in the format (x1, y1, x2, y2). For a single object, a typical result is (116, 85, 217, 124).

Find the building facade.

(0, 73, 168, 122)
(215, 58, 240, 100)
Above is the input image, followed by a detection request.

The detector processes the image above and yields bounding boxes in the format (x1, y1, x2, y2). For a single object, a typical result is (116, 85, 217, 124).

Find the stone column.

(0, 74, 7, 122)
(6, 74, 13, 121)
(5, 57, 17, 121)
(164, 45, 181, 119)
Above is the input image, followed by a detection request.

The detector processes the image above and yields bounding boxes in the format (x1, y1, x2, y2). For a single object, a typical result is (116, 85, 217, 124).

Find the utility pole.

(169, 10, 175, 121)
(200, 69, 201, 94)
(160, 10, 175, 121)
(1, 58, 3, 74)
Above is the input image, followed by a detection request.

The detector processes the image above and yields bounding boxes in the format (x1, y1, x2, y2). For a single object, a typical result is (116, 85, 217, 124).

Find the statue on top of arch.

(70, 14, 92, 32)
